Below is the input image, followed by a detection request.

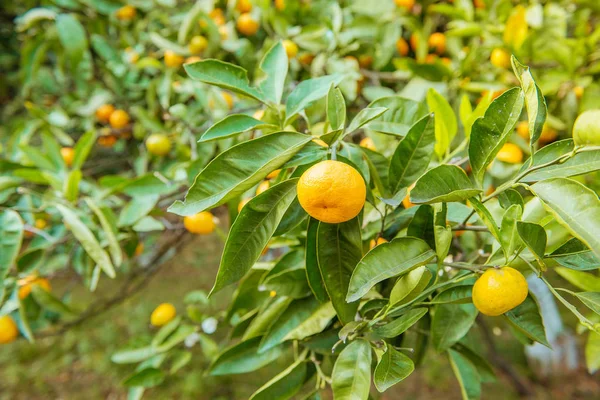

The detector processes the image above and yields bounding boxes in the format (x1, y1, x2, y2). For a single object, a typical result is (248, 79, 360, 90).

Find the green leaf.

(426, 88, 457, 159)
(118, 195, 159, 227)
(56, 205, 115, 278)
(122, 368, 165, 388)
(346, 107, 388, 135)
(586, 332, 600, 374)
(530, 178, 600, 259)
(374, 346, 414, 392)
(211, 180, 299, 294)
(56, 14, 88, 69)
(112, 347, 157, 364)
(64, 169, 82, 202)
(347, 237, 435, 302)
(548, 238, 600, 271)
(389, 266, 432, 307)
(469, 198, 502, 244)
(521, 142, 600, 182)
(555, 268, 600, 292)
(151, 316, 182, 348)
(410, 165, 481, 204)
(463, 91, 493, 139)
(72, 131, 96, 169)
(452, 343, 495, 383)
(505, 295, 550, 348)
(284, 302, 336, 340)
(258, 42, 288, 104)
(259, 297, 320, 353)
(169, 133, 310, 216)
(366, 96, 429, 136)
(85, 199, 122, 267)
(169, 351, 192, 374)
(468, 87, 524, 185)
(200, 114, 272, 142)
(374, 308, 428, 338)
(431, 285, 473, 304)
(184, 60, 266, 103)
(327, 85, 346, 131)
(177, 1, 204, 44)
(574, 292, 600, 316)
(150, 32, 189, 54)
(263, 268, 311, 299)
(243, 297, 293, 340)
(155, 324, 197, 352)
(499, 204, 523, 260)
(31, 285, 76, 316)
(511, 57, 547, 144)
(285, 74, 344, 121)
(431, 304, 478, 352)
(388, 114, 435, 195)
(209, 337, 283, 376)
(448, 349, 481, 400)
(317, 218, 362, 324)
(305, 218, 328, 302)
(0, 210, 23, 282)
(250, 358, 308, 400)
(332, 339, 372, 400)
(516, 221, 546, 266)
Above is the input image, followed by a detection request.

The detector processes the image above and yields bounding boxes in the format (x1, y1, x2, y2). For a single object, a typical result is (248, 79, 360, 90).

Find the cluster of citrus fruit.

(95, 104, 131, 147)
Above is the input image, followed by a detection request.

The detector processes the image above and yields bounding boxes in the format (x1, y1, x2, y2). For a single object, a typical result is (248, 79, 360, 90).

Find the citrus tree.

(1, 0, 600, 399)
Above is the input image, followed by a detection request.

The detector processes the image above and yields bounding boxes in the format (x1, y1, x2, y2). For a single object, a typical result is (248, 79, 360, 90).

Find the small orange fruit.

(109, 109, 130, 129)
(359, 137, 376, 151)
(98, 135, 117, 147)
(403, 183, 415, 209)
(135, 242, 144, 256)
(34, 218, 47, 230)
(184, 211, 216, 234)
(0, 315, 18, 344)
(490, 48, 511, 69)
(428, 32, 446, 55)
(236, 0, 253, 13)
(395, 0, 415, 9)
(116, 5, 136, 21)
(208, 8, 226, 26)
(189, 35, 208, 54)
(410, 34, 419, 51)
(266, 169, 281, 179)
(473, 267, 528, 316)
(256, 180, 270, 195)
(60, 147, 75, 167)
(369, 237, 388, 249)
(151, 303, 176, 326)
(282, 40, 298, 59)
(396, 38, 409, 56)
(164, 50, 184, 68)
(96, 104, 115, 123)
(297, 160, 366, 223)
(474, 0, 486, 9)
(275, 0, 286, 11)
(18, 277, 51, 300)
(236, 13, 259, 36)
(496, 143, 523, 164)
(573, 86, 584, 99)
(238, 198, 252, 212)
(299, 53, 315, 65)
(516, 121, 529, 139)
(358, 55, 373, 69)
(145, 134, 172, 156)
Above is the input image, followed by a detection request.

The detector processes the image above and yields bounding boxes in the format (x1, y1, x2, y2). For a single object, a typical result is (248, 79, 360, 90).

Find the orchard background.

(1, 0, 600, 399)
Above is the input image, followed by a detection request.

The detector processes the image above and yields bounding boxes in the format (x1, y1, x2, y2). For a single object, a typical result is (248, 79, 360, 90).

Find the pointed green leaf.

(85, 199, 122, 267)
(332, 339, 372, 400)
(555, 268, 600, 292)
(389, 266, 432, 307)
(366, 96, 429, 136)
(0, 210, 23, 282)
(426, 88, 457, 159)
(448, 349, 481, 400)
(200, 114, 273, 142)
(586, 332, 600, 374)
(209, 337, 284, 376)
(374, 308, 428, 338)
(327, 85, 346, 131)
(516, 221, 546, 265)
(505, 295, 550, 348)
(56, 14, 88, 69)
(243, 297, 292, 341)
(574, 292, 600, 316)
(284, 302, 337, 340)
(122, 368, 165, 388)
(431, 304, 478, 352)
(431, 285, 473, 304)
(305, 217, 328, 302)
(548, 238, 600, 271)
(346, 107, 388, 135)
(286, 74, 344, 121)
(250, 358, 308, 400)
(258, 42, 288, 104)
(511, 57, 547, 144)
(411, 165, 481, 204)
(374, 346, 414, 392)
(72, 131, 97, 169)
(499, 204, 523, 260)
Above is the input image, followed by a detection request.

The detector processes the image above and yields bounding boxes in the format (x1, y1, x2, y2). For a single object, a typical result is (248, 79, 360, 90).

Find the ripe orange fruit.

(516, 121, 529, 139)
(0, 315, 18, 344)
(490, 48, 511, 69)
(184, 211, 216, 234)
(256, 180, 270, 195)
(150, 303, 176, 326)
(266, 169, 281, 179)
(116, 5, 136, 21)
(573, 86, 584, 99)
(164, 50, 184, 68)
(474, 0, 486, 9)
(410, 33, 419, 51)
(189, 35, 208, 54)
(96, 104, 115, 123)
(473, 267, 528, 316)
(299, 53, 315, 65)
(222, 92, 234, 109)
(109, 109, 130, 129)
(275, 0, 286, 11)
(396, 38, 409, 56)
(540, 124, 557, 144)
(146, 134, 171, 156)
(358, 55, 373, 69)
(428, 32, 446, 55)
(238, 198, 252, 212)
(297, 160, 366, 223)
(135, 242, 144, 256)
(206, 8, 225, 26)
(60, 147, 75, 167)
(236, 0, 253, 13)
(35, 218, 47, 230)
(359, 137, 376, 151)
(282, 39, 298, 59)
(425, 54, 437, 64)
(236, 13, 259, 36)
(369, 237, 388, 249)
(98, 135, 117, 147)
(395, 0, 415, 9)
(403, 183, 415, 209)
(496, 143, 523, 164)
(18, 277, 51, 300)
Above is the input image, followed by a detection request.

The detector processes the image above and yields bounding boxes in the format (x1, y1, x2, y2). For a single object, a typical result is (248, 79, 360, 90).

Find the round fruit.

(472, 267, 528, 316)
(358, 55, 373, 69)
(135, 242, 144, 257)
(369, 237, 388, 249)
(359, 137, 376, 151)
(109, 109, 130, 129)
(573, 109, 600, 146)
(573, 86, 584, 99)
(490, 48, 511, 69)
(297, 160, 366, 224)
(299, 53, 315, 65)
(164, 50, 184, 68)
(35, 218, 47, 230)
(474, 0, 486, 9)
(151, 303, 176, 326)
(267, 169, 281, 179)
(396, 38, 409, 56)
(189, 35, 208, 54)
(410, 34, 419, 51)
(238, 198, 251, 212)
(395, 0, 415, 9)
(96, 104, 115, 123)
(0, 315, 18, 344)
(116, 5, 136, 21)
(496, 143, 523, 164)
(403, 183, 415, 209)
(145, 134, 172, 156)
(236, 13, 259, 36)
(184, 211, 216, 234)
(282, 40, 298, 59)
(236, 0, 252, 13)
(256, 180, 270, 195)
(540, 124, 557, 144)
(98, 135, 117, 147)
(18, 277, 51, 300)
(208, 8, 225, 26)
(275, 0, 286, 11)
(516, 121, 528, 139)
(221, 92, 234, 109)
(428, 32, 446, 55)
(60, 147, 75, 167)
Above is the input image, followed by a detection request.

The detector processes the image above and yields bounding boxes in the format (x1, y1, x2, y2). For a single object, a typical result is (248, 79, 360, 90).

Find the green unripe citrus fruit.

(573, 109, 600, 146)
